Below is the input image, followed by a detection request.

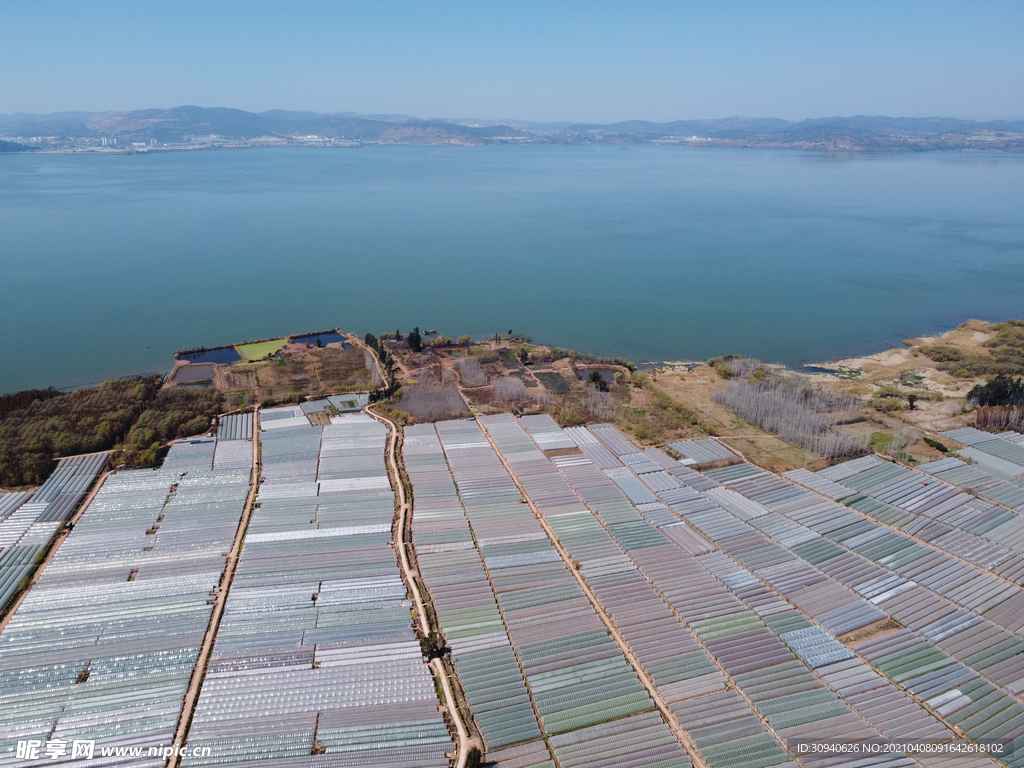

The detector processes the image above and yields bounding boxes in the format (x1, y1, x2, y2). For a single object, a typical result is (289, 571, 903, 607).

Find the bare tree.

(714, 376, 867, 460)
(492, 376, 530, 405)
(398, 370, 468, 421)
(365, 350, 383, 387)
(976, 406, 1024, 432)
(533, 389, 554, 408)
(457, 357, 488, 386)
(886, 424, 919, 456)
(582, 385, 616, 421)
(724, 357, 765, 378)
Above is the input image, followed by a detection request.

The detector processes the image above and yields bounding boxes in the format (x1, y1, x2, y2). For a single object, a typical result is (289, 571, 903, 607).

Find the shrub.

(471, 346, 499, 364)
(633, 420, 664, 442)
(713, 363, 734, 379)
(871, 397, 905, 413)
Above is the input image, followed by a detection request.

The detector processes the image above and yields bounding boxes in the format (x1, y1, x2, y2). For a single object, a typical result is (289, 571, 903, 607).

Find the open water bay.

(1, 145, 1022, 393)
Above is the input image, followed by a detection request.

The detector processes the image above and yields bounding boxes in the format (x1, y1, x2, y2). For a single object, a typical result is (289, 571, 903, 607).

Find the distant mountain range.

(1, 107, 1022, 152)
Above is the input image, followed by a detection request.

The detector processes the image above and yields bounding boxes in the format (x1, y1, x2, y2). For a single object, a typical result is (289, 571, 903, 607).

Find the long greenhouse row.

(0, 436, 252, 766)
(181, 411, 452, 767)
(405, 424, 544, 752)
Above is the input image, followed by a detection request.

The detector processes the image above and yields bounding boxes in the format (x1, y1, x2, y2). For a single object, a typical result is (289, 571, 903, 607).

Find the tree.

(407, 327, 422, 353)
(907, 393, 918, 410)
(968, 375, 1024, 407)
(457, 335, 473, 347)
(589, 369, 609, 392)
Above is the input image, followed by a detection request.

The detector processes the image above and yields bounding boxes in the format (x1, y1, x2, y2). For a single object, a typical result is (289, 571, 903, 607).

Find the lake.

(1, 145, 1022, 393)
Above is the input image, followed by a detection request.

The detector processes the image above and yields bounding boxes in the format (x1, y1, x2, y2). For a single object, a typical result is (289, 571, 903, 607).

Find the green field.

(535, 371, 571, 394)
(235, 339, 288, 360)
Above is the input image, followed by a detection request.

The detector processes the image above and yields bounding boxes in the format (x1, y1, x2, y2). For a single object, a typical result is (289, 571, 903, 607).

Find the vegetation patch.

(117, 387, 224, 468)
(968, 375, 1024, 407)
(869, 425, 918, 459)
(0, 376, 161, 486)
(226, 345, 372, 402)
(469, 346, 500, 364)
(0, 388, 63, 419)
(919, 320, 1024, 377)
(235, 338, 289, 361)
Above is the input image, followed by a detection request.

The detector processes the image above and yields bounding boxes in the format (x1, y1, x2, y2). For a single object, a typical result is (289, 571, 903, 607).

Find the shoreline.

(5, 142, 1024, 156)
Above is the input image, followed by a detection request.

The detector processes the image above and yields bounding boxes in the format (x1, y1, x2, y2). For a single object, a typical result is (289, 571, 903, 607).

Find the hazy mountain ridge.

(1, 107, 1021, 151)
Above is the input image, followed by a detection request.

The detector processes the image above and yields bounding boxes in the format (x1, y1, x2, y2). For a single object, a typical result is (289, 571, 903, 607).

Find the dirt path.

(365, 402, 473, 768)
(168, 404, 261, 767)
(474, 419, 708, 768)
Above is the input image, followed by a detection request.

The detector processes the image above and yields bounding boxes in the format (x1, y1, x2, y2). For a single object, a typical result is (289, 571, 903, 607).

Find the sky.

(2, 1, 1022, 123)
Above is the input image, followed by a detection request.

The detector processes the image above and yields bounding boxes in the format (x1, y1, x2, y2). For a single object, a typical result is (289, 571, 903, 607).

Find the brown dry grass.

(840, 617, 902, 646)
(652, 367, 815, 472)
(218, 344, 372, 403)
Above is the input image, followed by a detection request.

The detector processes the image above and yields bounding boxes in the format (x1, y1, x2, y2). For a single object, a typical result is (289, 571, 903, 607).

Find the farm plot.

(942, 428, 1024, 480)
(405, 424, 542, 750)
(533, 371, 570, 394)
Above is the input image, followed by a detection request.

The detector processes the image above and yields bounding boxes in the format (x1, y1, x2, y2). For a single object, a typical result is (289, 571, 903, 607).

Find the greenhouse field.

(406, 414, 1024, 768)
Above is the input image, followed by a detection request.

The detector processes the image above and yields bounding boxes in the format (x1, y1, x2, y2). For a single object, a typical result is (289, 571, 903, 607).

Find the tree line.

(968, 375, 1024, 407)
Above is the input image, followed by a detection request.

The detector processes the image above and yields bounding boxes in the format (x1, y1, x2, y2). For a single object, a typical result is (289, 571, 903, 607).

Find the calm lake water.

(1, 146, 1022, 393)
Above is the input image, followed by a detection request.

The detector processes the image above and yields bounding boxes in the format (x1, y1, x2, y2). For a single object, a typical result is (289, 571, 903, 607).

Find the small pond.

(176, 347, 242, 365)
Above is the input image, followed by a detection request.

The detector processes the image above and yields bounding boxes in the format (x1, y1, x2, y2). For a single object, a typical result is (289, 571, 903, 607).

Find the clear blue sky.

(3, 0, 1022, 122)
